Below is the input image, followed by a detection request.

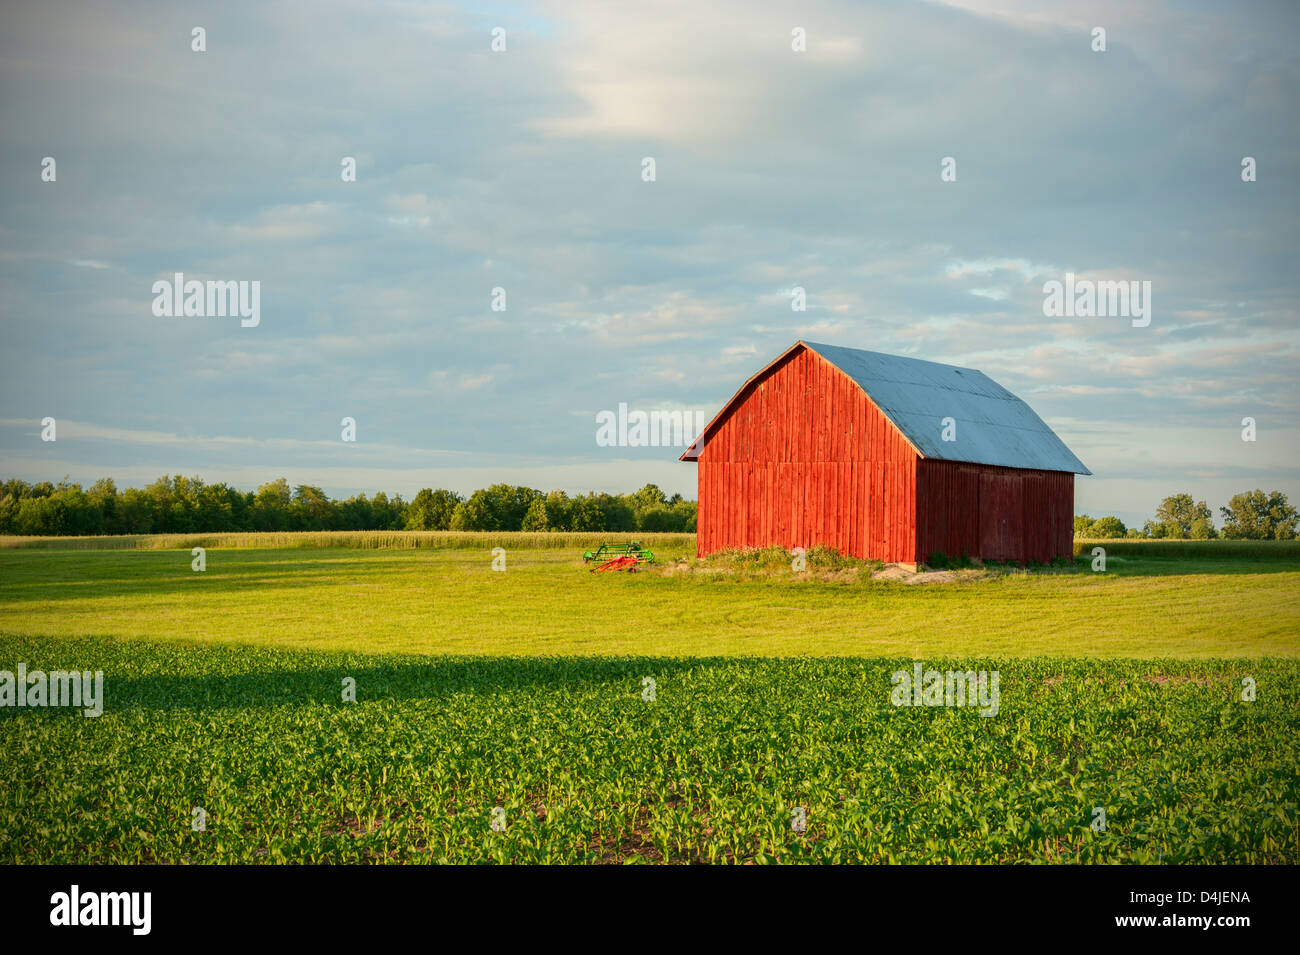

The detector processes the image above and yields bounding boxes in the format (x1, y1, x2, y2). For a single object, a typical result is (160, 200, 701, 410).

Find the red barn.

(681, 341, 1090, 567)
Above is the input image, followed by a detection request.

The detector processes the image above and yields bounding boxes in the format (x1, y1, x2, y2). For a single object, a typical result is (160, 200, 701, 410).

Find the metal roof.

(801, 341, 1090, 474)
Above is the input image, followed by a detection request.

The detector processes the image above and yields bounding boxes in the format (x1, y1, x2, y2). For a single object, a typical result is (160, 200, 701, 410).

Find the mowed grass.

(0, 540, 1297, 657)
(2, 637, 1296, 864)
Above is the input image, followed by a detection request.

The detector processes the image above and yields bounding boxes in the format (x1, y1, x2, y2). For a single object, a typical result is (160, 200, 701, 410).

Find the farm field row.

(2, 637, 1295, 864)
(1, 545, 1297, 657)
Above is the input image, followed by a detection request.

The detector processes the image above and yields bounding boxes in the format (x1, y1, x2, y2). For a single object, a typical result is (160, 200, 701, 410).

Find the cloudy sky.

(1, 0, 1296, 527)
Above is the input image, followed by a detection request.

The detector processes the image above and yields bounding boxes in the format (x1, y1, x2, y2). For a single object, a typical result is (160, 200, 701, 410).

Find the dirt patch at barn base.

(871, 564, 987, 584)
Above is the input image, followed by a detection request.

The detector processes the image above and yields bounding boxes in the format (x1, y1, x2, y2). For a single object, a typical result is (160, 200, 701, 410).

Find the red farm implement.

(590, 554, 646, 572)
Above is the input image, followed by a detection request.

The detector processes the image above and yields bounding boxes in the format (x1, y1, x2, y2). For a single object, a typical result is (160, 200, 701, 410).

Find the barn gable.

(684, 345, 923, 561)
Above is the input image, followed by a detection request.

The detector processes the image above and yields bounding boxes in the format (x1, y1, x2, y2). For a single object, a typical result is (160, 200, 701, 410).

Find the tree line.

(0, 476, 697, 536)
(4, 476, 1293, 541)
(1076, 490, 1299, 540)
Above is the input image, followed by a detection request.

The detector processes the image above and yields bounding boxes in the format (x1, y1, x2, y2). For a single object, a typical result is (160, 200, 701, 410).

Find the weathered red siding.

(914, 461, 1074, 563)
(695, 347, 918, 562)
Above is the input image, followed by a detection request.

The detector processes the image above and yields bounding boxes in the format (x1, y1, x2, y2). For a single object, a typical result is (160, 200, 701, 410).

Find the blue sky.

(1, 0, 1297, 528)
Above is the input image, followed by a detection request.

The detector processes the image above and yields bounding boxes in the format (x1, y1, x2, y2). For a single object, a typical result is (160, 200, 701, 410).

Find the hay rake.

(583, 540, 655, 572)
(582, 541, 654, 564)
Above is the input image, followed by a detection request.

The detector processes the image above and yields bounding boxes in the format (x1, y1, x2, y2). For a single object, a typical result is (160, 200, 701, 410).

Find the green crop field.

(1, 536, 1298, 863)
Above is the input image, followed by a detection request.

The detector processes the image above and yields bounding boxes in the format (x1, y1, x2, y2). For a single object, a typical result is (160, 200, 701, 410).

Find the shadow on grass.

(2, 634, 1295, 716)
(0, 551, 586, 604)
(0, 655, 727, 713)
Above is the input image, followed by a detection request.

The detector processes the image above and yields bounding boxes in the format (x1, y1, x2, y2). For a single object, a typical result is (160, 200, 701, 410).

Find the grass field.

(0, 537, 1297, 656)
(1, 535, 1297, 863)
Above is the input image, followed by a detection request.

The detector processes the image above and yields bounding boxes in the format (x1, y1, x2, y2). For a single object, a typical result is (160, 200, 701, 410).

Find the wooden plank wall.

(915, 460, 1073, 563)
(696, 347, 918, 562)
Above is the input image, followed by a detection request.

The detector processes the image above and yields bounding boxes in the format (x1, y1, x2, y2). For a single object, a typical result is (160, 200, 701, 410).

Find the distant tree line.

(0, 477, 697, 536)
(7, 476, 1290, 541)
(1077, 490, 1299, 540)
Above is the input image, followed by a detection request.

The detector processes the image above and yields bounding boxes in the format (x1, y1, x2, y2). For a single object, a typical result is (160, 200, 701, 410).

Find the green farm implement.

(583, 541, 655, 567)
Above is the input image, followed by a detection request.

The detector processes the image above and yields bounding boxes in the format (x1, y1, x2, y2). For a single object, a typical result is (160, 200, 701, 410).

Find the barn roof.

(682, 341, 1091, 474)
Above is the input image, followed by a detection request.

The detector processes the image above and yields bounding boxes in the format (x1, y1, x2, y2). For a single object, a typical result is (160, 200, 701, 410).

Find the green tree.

(450, 494, 496, 531)
(196, 482, 237, 531)
(293, 485, 334, 530)
(253, 478, 293, 531)
(675, 500, 698, 532)
(593, 493, 635, 532)
(429, 489, 463, 529)
(0, 493, 16, 533)
(2, 479, 31, 500)
(1219, 489, 1299, 540)
(639, 506, 687, 532)
(338, 494, 374, 530)
(450, 484, 541, 531)
(143, 475, 176, 532)
(368, 491, 405, 530)
(487, 484, 541, 531)
(1153, 493, 1213, 538)
(87, 478, 118, 532)
(16, 495, 60, 534)
(405, 488, 462, 530)
(1087, 516, 1126, 539)
(521, 497, 550, 531)
(631, 484, 668, 513)
(118, 487, 155, 533)
(542, 490, 571, 531)
(567, 495, 605, 532)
